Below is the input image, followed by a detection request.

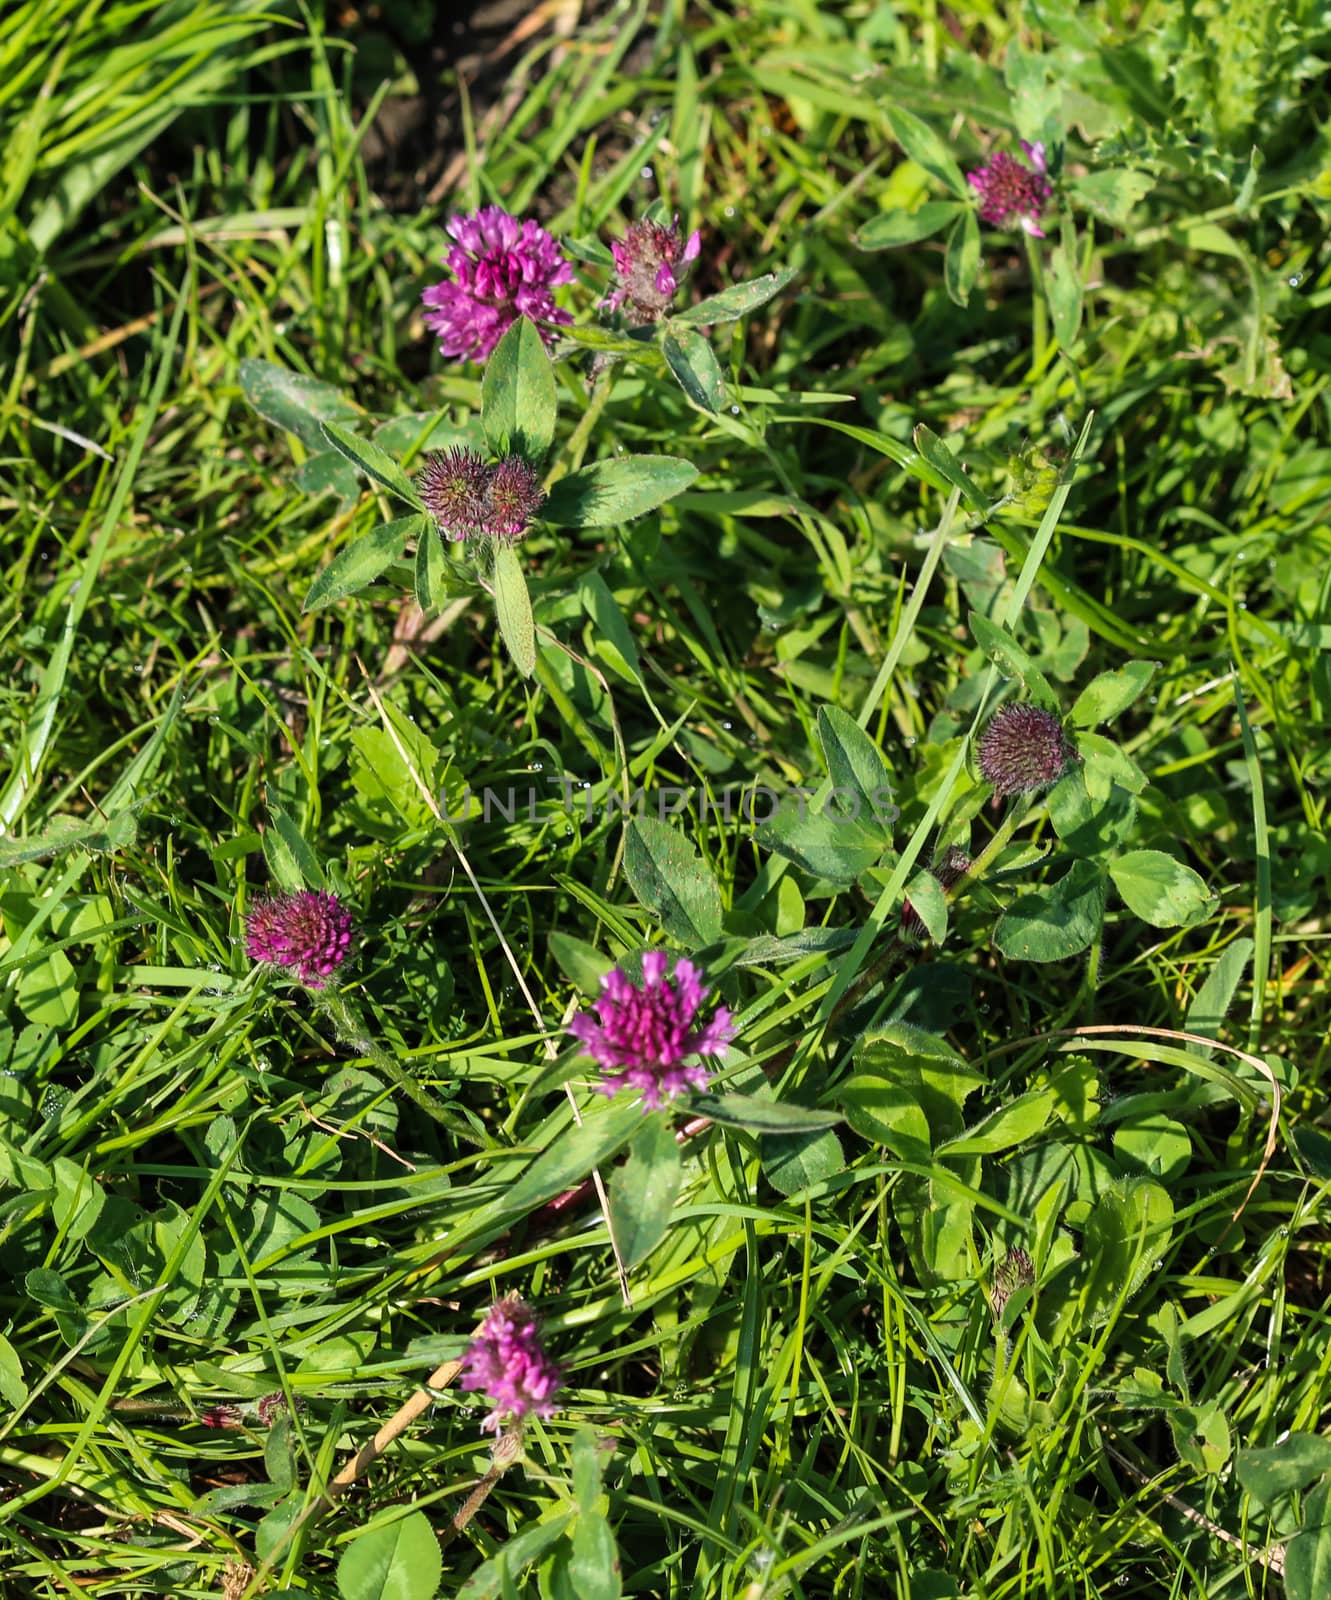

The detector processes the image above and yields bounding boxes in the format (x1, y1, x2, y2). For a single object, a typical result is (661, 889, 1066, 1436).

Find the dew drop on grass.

(722, 721, 732, 730)
(730, 405, 740, 415)
(904, 736, 916, 747)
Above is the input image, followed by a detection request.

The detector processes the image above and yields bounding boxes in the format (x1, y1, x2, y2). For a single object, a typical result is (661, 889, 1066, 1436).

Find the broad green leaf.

(1068, 169, 1154, 228)
(839, 1076, 931, 1158)
(854, 1026, 982, 1144)
(336, 1510, 442, 1600)
(16, 948, 77, 1028)
(994, 860, 1107, 963)
(857, 203, 962, 250)
(238, 358, 360, 449)
(1236, 1434, 1331, 1504)
(970, 614, 1060, 710)
(0, 1333, 27, 1408)
(1109, 850, 1215, 928)
(320, 421, 423, 509)
(912, 425, 986, 512)
(1080, 1179, 1173, 1321)
(1070, 662, 1157, 728)
(762, 1127, 844, 1197)
(1286, 1501, 1331, 1600)
(493, 543, 536, 678)
(578, 572, 643, 687)
(671, 266, 798, 325)
(902, 868, 947, 943)
(817, 706, 897, 831)
(939, 1089, 1055, 1156)
(304, 516, 420, 612)
(414, 519, 449, 612)
(1047, 242, 1083, 349)
(548, 933, 614, 995)
(757, 805, 887, 885)
(51, 1158, 105, 1242)
(1113, 1114, 1191, 1182)
(623, 818, 724, 945)
(503, 1102, 642, 1218)
(543, 457, 699, 528)
(609, 1117, 684, 1268)
(294, 450, 360, 506)
(1047, 769, 1137, 857)
(944, 210, 981, 307)
(689, 1094, 843, 1134)
(481, 316, 557, 462)
(885, 106, 969, 198)
(1185, 936, 1253, 1048)
(568, 1511, 622, 1600)
(572, 1427, 607, 1512)
(1169, 1402, 1231, 1475)
(663, 328, 727, 412)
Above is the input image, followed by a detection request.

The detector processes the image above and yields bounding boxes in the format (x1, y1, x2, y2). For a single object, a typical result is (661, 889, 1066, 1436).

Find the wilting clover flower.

(990, 1246, 1035, 1317)
(485, 454, 545, 543)
(568, 951, 734, 1111)
(967, 142, 1052, 237)
(417, 447, 490, 542)
(460, 1294, 562, 1434)
(977, 703, 1075, 798)
(245, 890, 354, 988)
(604, 216, 702, 326)
(900, 846, 973, 944)
(421, 206, 575, 362)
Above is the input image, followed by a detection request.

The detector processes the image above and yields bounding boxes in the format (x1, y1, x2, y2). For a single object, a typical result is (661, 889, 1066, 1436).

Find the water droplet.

(724, 206, 735, 218)
(530, 761, 543, 772)
(641, 166, 654, 181)
(904, 736, 916, 748)
(722, 721, 732, 731)
(1288, 273, 1304, 288)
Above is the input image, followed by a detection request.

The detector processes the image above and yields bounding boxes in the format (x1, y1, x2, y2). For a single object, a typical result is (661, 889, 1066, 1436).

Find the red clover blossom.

(604, 216, 701, 325)
(416, 449, 544, 544)
(460, 1295, 562, 1434)
(245, 890, 354, 988)
(976, 704, 1075, 798)
(967, 142, 1052, 237)
(421, 206, 574, 362)
(568, 951, 734, 1111)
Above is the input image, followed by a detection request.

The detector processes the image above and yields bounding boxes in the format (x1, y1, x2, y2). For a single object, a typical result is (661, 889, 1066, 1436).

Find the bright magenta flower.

(421, 206, 574, 362)
(967, 142, 1052, 237)
(568, 951, 734, 1111)
(245, 890, 354, 987)
(460, 1295, 562, 1434)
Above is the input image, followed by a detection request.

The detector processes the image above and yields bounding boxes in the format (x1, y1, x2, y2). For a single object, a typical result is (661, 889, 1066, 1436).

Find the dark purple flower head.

(417, 447, 490, 542)
(245, 890, 354, 987)
(568, 951, 734, 1111)
(967, 142, 1052, 237)
(460, 1294, 562, 1434)
(485, 454, 545, 543)
(900, 846, 973, 944)
(199, 1405, 242, 1429)
(421, 206, 575, 363)
(990, 1245, 1035, 1316)
(977, 704, 1075, 798)
(604, 216, 702, 326)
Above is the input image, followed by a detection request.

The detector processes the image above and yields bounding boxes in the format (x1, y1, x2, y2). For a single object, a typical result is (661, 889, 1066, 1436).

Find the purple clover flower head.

(568, 951, 735, 1111)
(966, 143, 1052, 237)
(421, 206, 575, 362)
(460, 1295, 562, 1434)
(977, 704, 1075, 798)
(900, 846, 973, 944)
(417, 447, 490, 542)
(604, 216, 702, 326)
(245, 890, 354, 987)
(485, 454, 545, 543)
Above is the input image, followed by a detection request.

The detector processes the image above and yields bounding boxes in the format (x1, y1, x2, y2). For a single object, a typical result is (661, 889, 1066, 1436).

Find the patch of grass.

(2, 0, 1331, 1596)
